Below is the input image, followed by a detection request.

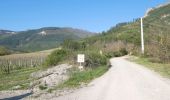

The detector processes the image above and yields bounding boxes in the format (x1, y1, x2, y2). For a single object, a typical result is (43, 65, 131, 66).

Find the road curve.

(55, 57, 170, 100)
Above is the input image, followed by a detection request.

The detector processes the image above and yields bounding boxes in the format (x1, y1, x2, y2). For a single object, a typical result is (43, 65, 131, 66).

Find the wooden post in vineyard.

(31, 59, 33, 67)
(19, 60, 21, 68)
(41, 57, 43, 64)
(6, 60, 11, 74)
(9, 60, 12, 70)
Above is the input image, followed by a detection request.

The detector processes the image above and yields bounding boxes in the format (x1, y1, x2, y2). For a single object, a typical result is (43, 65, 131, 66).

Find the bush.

(0, 46, 10, 56)
(85, 52, 107, 68)
(120, 48, 128, 55)
(62, 39, 86, 51)
(39, 85, 47, 90)
(45, 49, 70, 66)
(105, 52, 112, 58)
(113, 51, 122, 57)
(105, 48, 128, 58)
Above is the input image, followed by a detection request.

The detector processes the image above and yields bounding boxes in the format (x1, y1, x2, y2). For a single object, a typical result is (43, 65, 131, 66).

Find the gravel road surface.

(55, 57, 170, 100)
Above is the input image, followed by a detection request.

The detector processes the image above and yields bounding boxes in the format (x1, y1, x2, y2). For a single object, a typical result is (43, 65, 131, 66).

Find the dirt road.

(55, 57, 170, 100)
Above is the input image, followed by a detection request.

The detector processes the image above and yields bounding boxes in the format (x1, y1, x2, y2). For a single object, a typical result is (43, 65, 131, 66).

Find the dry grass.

(0, 48, 56, 59)
(128, 56, 170, 78)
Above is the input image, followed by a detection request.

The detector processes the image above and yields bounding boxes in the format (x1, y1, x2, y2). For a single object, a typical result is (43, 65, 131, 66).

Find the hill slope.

(0, 30, 15, 35)
(85, 3, 170, 62)
(0, 27, 93, 52)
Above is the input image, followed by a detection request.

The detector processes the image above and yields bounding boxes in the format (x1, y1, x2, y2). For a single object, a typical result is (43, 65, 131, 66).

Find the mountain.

(0, 30, 15, 34)
(0, 27, 93, 52)
(86, 3, 170, 63)
(0, 30, 16, 39)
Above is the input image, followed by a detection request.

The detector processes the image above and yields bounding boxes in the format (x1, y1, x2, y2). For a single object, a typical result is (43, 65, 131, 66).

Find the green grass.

(0, 67, 41, 91)
(58, 66, 109, 88)
(129, 56, 170, 78)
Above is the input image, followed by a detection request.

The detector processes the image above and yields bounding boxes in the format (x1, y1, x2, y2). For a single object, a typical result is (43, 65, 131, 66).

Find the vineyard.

(0, 50, 53, 74)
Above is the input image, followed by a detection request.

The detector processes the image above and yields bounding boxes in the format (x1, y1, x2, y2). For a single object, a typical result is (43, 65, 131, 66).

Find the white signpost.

(77, 54, 85, 70)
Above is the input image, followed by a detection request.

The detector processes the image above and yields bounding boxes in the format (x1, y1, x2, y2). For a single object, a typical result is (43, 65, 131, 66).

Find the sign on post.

(77, 54, 85, 70)
(77, 54, 85, 63)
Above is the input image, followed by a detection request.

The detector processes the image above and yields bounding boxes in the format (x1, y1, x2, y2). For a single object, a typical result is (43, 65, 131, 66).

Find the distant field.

(0, 48, 55, 59)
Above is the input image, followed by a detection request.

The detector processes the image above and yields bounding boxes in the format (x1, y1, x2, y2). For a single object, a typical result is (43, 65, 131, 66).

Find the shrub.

(105, 48, 128, 58)
(39, 85, 47, 90)
(105, 52, 112, 58)
(85, 52, 107, 68)
(113, 51, 122, 57)
(0, 46, 10, 56)
(120, 48, 128, 55)
(45, 49, 70, 66)
(62, 39, 86, 51)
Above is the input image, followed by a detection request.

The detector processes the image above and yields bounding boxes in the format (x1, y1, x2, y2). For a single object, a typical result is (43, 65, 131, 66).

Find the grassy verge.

(0, 67, 41, 91)
(58, 66, 109, 88)
(129, 56, 170, 78)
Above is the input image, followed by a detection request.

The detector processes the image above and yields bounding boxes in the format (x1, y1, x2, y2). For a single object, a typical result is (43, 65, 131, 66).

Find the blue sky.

(0, 0, 168, 32)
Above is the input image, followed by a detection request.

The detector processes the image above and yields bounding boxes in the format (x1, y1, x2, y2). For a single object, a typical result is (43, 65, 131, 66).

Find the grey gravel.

(55, 57, 170, 100)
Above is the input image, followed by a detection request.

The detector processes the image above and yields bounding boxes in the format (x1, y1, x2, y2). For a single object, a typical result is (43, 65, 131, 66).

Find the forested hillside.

(0, 27, 93, 52)
(84, 3, 170, 63)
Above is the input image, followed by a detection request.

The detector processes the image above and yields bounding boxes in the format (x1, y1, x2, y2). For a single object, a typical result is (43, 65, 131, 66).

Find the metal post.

(141, 17, 145, 54)
(80, 62, 81, 67)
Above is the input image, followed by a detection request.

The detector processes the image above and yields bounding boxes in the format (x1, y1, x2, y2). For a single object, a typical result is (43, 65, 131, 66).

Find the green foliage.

(0, 46, 10, 56)
(45, 49, 70, 66)
(59, 66, 109, 88)
(0, 67, 40, 90)
(148, 57, 162, 63)
(130, 56, 170, 78)
(120, 48, 128, 55)
(105, 48, 128, 58)
(83, 4, 170, 63)
(148, 4, 170, 18)
(0, 27, 92, 52)
(39, 85, 47, 90)
(85, 51, 107, 68)
(62, 39, 86, 51)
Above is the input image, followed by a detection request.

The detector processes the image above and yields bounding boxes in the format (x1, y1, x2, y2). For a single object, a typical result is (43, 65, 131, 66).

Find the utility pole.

(141, 17, 144, 54)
